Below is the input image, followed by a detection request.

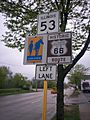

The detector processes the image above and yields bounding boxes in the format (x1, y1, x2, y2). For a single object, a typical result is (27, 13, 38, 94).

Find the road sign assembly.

(35, 64, 57, 80)
(23, 10, 73, 120)
(47, 32, 72, 64)
(37, 11, 59, 34)
(23, 35, 47, 64)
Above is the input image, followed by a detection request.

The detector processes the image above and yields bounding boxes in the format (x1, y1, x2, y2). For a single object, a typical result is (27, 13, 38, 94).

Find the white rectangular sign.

(35, 64, 57, 80)
(47, 32, 72, 64)
(37, 11, 59, 34)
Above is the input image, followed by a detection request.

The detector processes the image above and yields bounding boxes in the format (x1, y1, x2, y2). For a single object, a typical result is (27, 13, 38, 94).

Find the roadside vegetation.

(0, 66, 69, 96)
(52, 105, 80, 120)
(0, 66, 33, 96)
(64, 105, 80, 120)
(68, 64, 89, 90)
(51, 90, 80, 120)
(0, 88, 34, 96)
(0, 66, 58, 96)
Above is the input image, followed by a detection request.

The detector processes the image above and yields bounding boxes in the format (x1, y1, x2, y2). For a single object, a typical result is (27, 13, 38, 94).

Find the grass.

(51, 105, 80, 120)
(0, 88, 34, 96)
(64, 105, 80, 120)
(51, 90, 80, 120)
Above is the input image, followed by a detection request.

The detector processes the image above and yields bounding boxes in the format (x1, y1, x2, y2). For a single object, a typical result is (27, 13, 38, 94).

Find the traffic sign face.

(37, 11, 59, 34)
(47, 32, 72, 64)
(23, 35, 47, 64)
(35, 64, 57, 80)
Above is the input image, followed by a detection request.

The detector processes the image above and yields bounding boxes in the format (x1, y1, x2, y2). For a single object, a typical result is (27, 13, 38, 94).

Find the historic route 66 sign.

(47, 32, 72, 64)
(51, 40, 67, 55)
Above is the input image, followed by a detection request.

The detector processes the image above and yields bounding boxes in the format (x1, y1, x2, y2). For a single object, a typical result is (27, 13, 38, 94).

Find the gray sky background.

(0, 14, 90, 80)
(0, 14, 35, 80)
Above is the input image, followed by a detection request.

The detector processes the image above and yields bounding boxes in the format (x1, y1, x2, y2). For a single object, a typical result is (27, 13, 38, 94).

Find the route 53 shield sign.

(37, 11, 59, 34)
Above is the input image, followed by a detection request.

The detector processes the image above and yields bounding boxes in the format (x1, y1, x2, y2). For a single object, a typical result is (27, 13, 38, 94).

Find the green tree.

(23, 80, 31, 90)
(68, 64, 89, 89)
(12, 73, 27, 88)
(0, 1, 90, 120)
(0, 66, 12, 88)
(48, 81, 56, 88)
(0, 0, 89, 50)
(12, 73, 31, 90)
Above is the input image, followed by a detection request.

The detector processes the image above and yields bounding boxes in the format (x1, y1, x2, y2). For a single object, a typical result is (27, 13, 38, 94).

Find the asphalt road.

(0, 90, 56, 120)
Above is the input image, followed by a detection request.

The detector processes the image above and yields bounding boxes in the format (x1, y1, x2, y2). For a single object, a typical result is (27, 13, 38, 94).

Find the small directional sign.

(35, 64, 56, 80)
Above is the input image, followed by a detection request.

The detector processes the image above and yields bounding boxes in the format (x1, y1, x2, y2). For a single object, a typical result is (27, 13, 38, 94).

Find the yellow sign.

(27, 36, 43, 63)
(24, 35, 47, 64)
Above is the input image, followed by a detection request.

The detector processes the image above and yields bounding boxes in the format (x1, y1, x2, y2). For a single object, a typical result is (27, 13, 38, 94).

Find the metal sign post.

(42, 80, 47, 120)
(35, 64, 56, 120)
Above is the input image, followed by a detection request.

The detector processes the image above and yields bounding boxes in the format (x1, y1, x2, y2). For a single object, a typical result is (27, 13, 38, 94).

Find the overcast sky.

(0, 14, 90, 80)
(0, 14, 35, 80)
